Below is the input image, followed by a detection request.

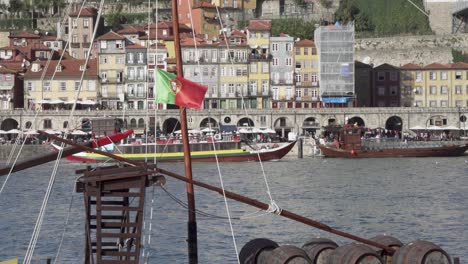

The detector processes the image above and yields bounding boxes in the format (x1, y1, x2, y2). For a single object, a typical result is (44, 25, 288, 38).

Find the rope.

(53, 182, 77, 264)
(22, 0, 106, 262)
(187, 3, 241, 263)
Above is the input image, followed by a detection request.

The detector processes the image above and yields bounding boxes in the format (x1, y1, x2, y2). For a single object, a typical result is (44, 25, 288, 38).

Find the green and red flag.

(155, 68, 207, 109)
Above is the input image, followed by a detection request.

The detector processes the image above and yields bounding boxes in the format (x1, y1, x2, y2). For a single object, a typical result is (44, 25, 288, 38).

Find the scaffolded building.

(314, 23, 355, 105)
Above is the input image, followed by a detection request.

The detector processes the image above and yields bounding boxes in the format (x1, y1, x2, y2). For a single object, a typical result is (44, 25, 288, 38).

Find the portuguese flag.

(155, 68, 207, 109)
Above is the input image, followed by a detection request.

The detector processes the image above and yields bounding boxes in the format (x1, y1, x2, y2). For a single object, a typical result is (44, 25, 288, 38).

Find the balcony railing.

(296, 81, 319, 87)
(249, 54, 273, 61)
(82, 42, 91, 48)
(70, 43, 80, 48)
(271, 79, 294, 85)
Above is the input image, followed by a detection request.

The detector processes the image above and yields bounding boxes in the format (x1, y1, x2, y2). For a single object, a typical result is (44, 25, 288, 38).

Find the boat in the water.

(51, 139, 296, 162)
(319, 125, 468, 158)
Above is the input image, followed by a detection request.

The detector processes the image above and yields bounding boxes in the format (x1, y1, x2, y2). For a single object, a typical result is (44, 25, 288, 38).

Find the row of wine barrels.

(240, 238, 452, 264)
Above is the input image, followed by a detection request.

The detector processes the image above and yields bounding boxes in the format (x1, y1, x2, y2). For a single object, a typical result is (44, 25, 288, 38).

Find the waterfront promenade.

(0, 107, 467, 137)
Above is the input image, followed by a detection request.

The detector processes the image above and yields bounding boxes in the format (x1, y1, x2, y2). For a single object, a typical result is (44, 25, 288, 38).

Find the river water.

(0, 155, 467, 263)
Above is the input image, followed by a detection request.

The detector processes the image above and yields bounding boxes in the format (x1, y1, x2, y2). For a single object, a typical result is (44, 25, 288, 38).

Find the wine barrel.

(391, 240, 451, 264)
(301, 237, 338, 264)
(369, 235, 403, 264)
(328, 243, 383, 264)
(261, 245, 313, 264)
(239, 238, 279, 264)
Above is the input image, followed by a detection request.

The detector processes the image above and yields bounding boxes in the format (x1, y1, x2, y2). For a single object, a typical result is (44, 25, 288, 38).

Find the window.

(403, 71, 412, 80)
(440, 100, 448, 107)
(228, 84, 235, 94)
(295, 89, 302, 98)
(390, 86, 398, 95)
(272, 58, 278, 66)
(456, 100, 462, 107)
(455, 71, 462, 80)
(304, 47, 308, 55)
(262, 80, 268, 94)
(429, 100, 437, 107)
(295, 74, 301, 83)
(430, 86, 437, 94)
(250, 63, 257, 73)
(43, 81, 51, 92)
(116, 56, 124, 64)
(116, 40, 123, 49)
(415, 71, 422, 82)
(415, 86, 422, 94)
(101, 72, 107, 82)
(286, 43, 292, 51)
(75, 81, 80, 91)
(60, 82, 66, 91)
(429, 71, 437, 80)
(286, 58, 292, 66)
(128, 53, 134, 63)
(138, 52, 144, 63)
(441, 71, 447, 80)
(440, 86, 448, 94)
(272, 43, 278, 51)
(72, 19, 77, 28)
(100, 41, 107, 49)
(295, 62, 301, 69)
(262, 62, 268, 73)
(378, 86, 385, 96)
(390, 72, 397, 81)
(27, 81, 33, 91)
(455, 85, 462, 94)
(249, 81, 257, 94)
(88, 80, 96, 91)
(303, 73, 309, 82)
(295, 48, 300, 55)
(377, 72, 385, 81)
(100, 56, 108, 64)
(83, 19, 89, 28)
(43, 119, 52, 129)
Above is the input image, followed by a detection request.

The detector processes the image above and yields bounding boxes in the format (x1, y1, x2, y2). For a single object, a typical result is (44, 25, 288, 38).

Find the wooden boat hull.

(53, 141, 296, 162)
(318, 143, 468, 158)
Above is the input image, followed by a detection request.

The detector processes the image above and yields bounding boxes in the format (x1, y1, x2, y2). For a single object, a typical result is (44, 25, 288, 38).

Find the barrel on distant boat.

(368, 235, 403, 264)
(239, 238, 279, 264)
(301, 237, 338, 264)
(328, 243, 383, 264)
(391, 240, 451, 264)
(261, 245, 312, 264)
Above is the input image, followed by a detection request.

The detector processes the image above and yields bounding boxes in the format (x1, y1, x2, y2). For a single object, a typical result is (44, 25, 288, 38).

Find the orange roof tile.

(24, 59, 97, 78)
(69, 7, 97, 17)
(126, 43, 145, 49)
(424, 63, 449, 69)
(248, 20, 271, 30)
(400, 63, 422, 70)
(0, 64, 18, 74)
(9, 32, 41, 39)
(96, 31, 126, 41)
(295, 39, 315, 47)
(117, 26, 143, 34)
(449, 62, 468, 69)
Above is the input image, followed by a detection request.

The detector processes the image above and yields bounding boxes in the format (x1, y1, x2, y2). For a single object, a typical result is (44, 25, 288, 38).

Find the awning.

(321, 97, 350, 104)
(220, 125, 237, 132)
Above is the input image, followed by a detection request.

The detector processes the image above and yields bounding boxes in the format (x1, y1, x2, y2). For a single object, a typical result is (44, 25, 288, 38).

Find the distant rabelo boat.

(319, 125, 468, 158)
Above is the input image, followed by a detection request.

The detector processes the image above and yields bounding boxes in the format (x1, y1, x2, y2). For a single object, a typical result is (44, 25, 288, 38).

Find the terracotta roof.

(230, 29, 247, 38)
(41, 35, 59, 41)
(0, 64, 18, 74)
(400, 63, 422, 70)
(24, 59, 97, 78)
(96, 31, 126, 41)
(0, 61, 24, 71)
(69, 7, 97, 17)
(449, 62, 468, 69)
(424, 63, 449, 69)
(248, 20, 271, 30)
(126, 43, 145, 49)
(9, 32, 41, 39)
(295, 39, 315, 47)
(117, 26, 143, 34)
(180, 37, 215, 47)
(31, 43, 51, 51)
(0, 45, 17, 50)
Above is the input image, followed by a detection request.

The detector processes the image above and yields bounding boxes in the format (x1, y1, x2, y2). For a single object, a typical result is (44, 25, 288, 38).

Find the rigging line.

(142, 185, 156, 263)
(0, 0, 89, 196)
(187, 3, 240, 262)
(160, 186, 241, 220)
(23, 0, 106, 262)
(214, 4, 276, 209)
(53, 182, 77, 264)
(153, 0, 159, 166)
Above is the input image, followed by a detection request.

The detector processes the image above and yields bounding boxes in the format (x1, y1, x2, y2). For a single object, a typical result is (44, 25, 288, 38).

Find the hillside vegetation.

(335, 0, 432, 37)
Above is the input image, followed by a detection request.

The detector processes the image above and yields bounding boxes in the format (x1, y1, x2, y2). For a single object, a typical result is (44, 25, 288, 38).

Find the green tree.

(452, 49, 465, 63)
(106, 12, 126, 30)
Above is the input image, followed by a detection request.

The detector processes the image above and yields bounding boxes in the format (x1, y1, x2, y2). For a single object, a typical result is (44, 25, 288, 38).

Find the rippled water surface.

(0, 156, 467, 263)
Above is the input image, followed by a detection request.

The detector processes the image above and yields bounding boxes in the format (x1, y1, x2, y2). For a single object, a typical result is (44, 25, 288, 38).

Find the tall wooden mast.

(171, 0, 199, 262)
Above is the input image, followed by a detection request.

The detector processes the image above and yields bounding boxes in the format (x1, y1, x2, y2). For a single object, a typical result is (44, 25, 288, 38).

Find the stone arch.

(322, 115, 338, 127)
(1, 118, 19, 130)
(347, 116, 365, 127)
(302, 116, 319, 136)
(385, 116, 403, 131)
(237, 117, 255, 127)
(274, 117, 292, 138)
(138, 118, 145, 128)
(200, 117, 218, 129)
(163, 117, 181, 134)
(130, 118, 137, 128)
(81, 118, 91, 131)
(63, 121, 69, 129)
(25, 121, 32, 129)
(115, 118, 125, 132)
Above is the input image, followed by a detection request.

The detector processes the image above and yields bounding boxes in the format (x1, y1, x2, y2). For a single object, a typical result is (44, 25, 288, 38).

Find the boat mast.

(170, 0, 198, 262)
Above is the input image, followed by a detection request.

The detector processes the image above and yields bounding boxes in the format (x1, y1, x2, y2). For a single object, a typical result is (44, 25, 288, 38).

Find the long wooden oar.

(37, 131, 396, 255)
(0, 130, 133, 177)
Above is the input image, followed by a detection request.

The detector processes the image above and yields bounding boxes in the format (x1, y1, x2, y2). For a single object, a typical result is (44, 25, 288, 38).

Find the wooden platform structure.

(75, 165, 161, 264)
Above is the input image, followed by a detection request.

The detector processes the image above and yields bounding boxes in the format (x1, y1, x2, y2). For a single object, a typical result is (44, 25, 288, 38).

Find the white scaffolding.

(314, 23, 355, 98)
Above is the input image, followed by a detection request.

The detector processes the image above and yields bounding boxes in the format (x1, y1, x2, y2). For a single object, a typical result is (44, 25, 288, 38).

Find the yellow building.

(293, 39, 320, 108)
(23, 59, 98, 128)
(247, 20, 272, 109)
(401, 62, 468, 108)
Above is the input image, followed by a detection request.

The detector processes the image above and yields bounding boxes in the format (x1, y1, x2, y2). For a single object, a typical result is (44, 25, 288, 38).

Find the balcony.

(82, 42, 91, 48)
(71, 43, 80, 48)
(271, 79, 294, 85)
(296, 81, 318, 87)
(249, 53, 273, 62)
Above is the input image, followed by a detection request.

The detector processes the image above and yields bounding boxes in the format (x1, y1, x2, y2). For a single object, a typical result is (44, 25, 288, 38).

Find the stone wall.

(354, 33, 468, 66)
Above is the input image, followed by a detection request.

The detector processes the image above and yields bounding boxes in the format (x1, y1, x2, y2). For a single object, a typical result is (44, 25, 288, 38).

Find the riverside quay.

(0, 107, 467, 137)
